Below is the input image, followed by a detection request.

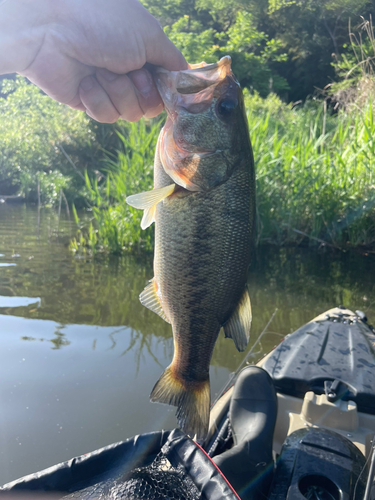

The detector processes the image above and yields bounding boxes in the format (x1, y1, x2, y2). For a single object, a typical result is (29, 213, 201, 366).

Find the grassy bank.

(69, 92, 375, 254)
(250, 93, 375, 249)
(71, 120, 160, 254)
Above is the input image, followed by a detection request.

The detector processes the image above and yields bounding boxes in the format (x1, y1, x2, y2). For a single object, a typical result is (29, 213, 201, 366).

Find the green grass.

(71, 92, 375, 254)
(250, 93, 375, 248)
(70, 120, 161, 254)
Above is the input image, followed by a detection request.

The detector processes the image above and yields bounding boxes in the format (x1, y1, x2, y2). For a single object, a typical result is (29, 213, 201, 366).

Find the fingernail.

(80, 76, 95, 92)
(131, 69, 153, 97)
(97, 68, 118, 82)
(144, 103, 164, 119)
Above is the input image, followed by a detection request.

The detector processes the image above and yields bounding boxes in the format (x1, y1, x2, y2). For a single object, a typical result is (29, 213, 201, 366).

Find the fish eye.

(217, 99, 238, 119)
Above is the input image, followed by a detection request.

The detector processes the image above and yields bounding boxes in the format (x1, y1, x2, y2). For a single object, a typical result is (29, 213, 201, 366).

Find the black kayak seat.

(213, 366, 278, 500)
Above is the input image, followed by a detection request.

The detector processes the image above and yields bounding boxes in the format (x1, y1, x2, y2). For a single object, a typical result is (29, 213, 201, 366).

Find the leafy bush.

(0, 77, 101, 204)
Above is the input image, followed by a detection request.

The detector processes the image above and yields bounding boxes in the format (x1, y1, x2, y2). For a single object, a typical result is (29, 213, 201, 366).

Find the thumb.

(145, 26, 188, 71)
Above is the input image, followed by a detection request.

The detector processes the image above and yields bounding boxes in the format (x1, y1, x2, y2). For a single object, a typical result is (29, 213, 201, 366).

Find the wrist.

(0, 0, 55, 74)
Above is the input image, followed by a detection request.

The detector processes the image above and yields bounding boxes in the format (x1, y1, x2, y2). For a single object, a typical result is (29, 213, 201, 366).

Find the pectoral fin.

(140, 278, 170, 324)
(126, 183, 176, 229)
(223, 287, 252, 352)
(141, 206, 156, 230)
(126, 184, 176, 210)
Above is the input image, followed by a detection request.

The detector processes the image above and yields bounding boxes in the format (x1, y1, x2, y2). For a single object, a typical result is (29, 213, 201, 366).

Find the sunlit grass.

(70, 120, 160, 254)
(250, 93, 375, 248)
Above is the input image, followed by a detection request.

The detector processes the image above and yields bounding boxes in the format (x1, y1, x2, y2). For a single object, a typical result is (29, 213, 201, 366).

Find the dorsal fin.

(140, 279, 170, 323)
(223, 287, 252, 352)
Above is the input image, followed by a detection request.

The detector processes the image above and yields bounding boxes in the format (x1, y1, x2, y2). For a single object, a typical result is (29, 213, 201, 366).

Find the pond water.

(0, 203, 374, 485)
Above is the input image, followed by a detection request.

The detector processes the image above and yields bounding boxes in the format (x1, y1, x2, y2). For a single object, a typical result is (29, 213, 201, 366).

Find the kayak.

(208, 306, 375, 499)
(1, 306, 374, 499)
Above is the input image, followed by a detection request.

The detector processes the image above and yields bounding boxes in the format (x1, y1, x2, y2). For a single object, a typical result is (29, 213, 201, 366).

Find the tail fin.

(150, 365, 210, 441)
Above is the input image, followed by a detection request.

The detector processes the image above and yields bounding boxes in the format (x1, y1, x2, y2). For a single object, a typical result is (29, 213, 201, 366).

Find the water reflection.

(0, 204, 375, 370)
(0, 204, 374, 485)
(21, 324, 71, 350)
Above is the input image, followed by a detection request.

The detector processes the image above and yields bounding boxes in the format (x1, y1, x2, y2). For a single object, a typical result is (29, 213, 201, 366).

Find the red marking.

(194, 441, 241, 500)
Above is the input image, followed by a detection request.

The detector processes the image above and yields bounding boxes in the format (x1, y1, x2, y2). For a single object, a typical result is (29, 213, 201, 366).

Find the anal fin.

(140, 278, 170, 323)
(223, 286, 252, 352)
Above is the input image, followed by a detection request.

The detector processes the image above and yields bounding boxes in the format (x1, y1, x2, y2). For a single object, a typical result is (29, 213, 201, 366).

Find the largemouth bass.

(127, 56, 255, 440)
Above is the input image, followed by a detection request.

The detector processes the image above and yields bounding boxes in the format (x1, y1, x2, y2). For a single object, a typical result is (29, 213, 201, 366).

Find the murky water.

(0, 203, 374, 485)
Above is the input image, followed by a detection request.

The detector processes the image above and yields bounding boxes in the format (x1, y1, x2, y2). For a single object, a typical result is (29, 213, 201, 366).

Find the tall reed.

(250, 93, 375, 248)
(70, 120, 160, 254)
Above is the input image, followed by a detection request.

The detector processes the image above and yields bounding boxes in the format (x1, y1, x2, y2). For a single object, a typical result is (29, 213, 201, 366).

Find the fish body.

(127, 57, 255, 440)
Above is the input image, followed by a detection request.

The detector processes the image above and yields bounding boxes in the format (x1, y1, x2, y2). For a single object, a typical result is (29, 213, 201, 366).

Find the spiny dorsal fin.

(141, 205, 156, 230)
(140, 278, 170, 323)
(126, 184, 176, 210)
(223, 286, 252, 352)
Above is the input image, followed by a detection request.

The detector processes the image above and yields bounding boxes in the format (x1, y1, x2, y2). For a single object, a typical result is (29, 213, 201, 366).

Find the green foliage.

(70, 120, 161, 254)
(165, 11, 289, 96)
(248, 93, 375, 247)
(143, 0, 375, 101)
(0, 77, 108, 205)
(164, 16, 216, 62)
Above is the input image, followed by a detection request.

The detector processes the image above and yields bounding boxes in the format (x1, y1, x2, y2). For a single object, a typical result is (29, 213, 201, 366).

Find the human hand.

(0, 0, 187, 122)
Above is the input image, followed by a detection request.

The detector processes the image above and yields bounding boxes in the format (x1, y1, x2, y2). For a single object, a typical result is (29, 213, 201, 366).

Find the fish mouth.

(154, 56, 233, 159)
(154, 56, 233, 119)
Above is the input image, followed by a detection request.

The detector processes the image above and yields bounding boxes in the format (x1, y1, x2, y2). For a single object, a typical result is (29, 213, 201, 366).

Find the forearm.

(0, 0, 54, 74)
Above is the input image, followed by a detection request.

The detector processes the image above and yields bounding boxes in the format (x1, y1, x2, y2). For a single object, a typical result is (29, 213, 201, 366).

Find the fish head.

(154, 57, 250, 192)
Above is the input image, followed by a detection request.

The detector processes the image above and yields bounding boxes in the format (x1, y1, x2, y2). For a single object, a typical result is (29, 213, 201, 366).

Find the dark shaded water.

(0, 203, 374, 485)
